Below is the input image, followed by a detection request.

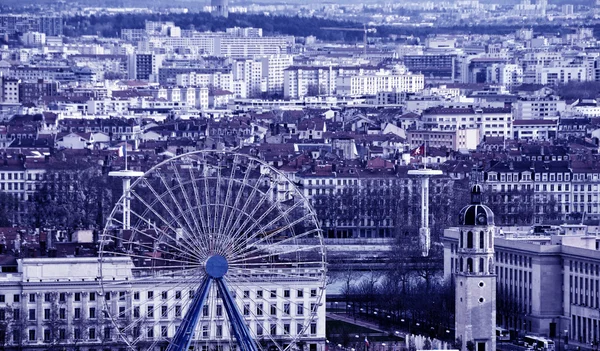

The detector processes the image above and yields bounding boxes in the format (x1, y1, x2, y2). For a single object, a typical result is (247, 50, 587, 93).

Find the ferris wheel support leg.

(167, 276, 213, 351)
(215, 278, 259, 351)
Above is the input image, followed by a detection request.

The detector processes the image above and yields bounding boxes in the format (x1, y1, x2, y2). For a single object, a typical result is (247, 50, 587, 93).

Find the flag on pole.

(364, 336, 369, 347)
(117, 144, 127, 157)
(410, 143, 425, 157)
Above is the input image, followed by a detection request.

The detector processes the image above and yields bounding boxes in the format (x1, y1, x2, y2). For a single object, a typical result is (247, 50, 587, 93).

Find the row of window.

(0, 288, 319, 305)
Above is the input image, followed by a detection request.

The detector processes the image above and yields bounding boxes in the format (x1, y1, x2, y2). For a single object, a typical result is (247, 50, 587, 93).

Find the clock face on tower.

(477, 215, 486, 225)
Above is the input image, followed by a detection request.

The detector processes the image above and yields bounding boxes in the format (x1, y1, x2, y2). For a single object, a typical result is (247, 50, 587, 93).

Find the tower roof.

(458, 185, 494, 226)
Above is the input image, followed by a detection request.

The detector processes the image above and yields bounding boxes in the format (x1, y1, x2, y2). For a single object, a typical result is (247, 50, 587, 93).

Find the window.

(175, 305, 182, 318)
(74, 292, 81, 301)
(216, 305, 222, 317)
(133, 306, 140, 318)
(147, 306, 154, 318)
(119, 291, 125, 300)
(270, 290, 277, 298)
(104, 292, 110, 301)
(89, 292, 96, 301)
(284, 303, 290, 315)
(28, 309, 36, 320)
(270, 304, 277, 315)
(133, 292, 139, 300)
(297, 289, 304, 298)
(257, 303, 263, 316)
(243, 304, 250, 316)
(202, 305, 209, 317)
(161, 305, 168, 319)
(479, 231, 484, 249)
(310, 289, 317, 298)
(74, 328, 81, 340)
(147, 291, 154, 299)
(28, 329, 35, 341)
(467, 231, 474, 249)
(176, 291, 181, 299)
(284, 323, 290, 334)
(162, 291, 168, 300)
(89, 307, 96, 319)
(284, 290, 290, 298)
(44, 308, 50, 320)
(104, 327, 111, 340)
(310, 323, 317, 335)
(59, 293, 66, 302)
(256, 323, 263, 336)
(243, 290, 250, 298)
(297, 303, 304, 315)
(29, 294, 35, 303)
(74, 308, 81, 319)
(89, 328, 96, 340)
(13, 294, 19, 303)
(0, 295, 4, 303)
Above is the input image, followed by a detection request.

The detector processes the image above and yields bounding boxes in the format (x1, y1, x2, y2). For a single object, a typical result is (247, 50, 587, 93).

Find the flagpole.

(124, 143, 128, 171)
(423, 140, 428, 170)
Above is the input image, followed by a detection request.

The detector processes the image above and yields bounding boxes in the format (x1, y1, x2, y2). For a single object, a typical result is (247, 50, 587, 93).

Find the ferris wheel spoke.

(172, 164, 208, 252)
(231, 227, 321, 263)
(138, 177, 204, 257)
(220, 159, 258, 243)
(103, 219, 200, 264)
(120, 209, 202, 262)
(130, 186, 204, 260)
(226, 180, 277, 250)
(101, 249, 201, 269)
(155, 169, 206, 256)
(217, 156, 238, 241)
(235, 220, 318, 260)
(229, 244, 324, 265)
(188, 167, 212, 249)
(229, 196, 302, 254)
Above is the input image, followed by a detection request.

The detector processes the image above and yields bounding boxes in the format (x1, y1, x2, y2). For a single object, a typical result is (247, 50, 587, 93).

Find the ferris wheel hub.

(205, 254, 229, 278)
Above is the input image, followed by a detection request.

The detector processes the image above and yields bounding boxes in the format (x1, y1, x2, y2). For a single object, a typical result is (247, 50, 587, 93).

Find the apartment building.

(336, 70, 424, 96)
(422, 107, 512, 140)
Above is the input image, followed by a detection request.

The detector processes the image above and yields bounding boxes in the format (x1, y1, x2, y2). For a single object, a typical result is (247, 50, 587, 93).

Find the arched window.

(489, 257, 494, 274)
(460, 231, 464, 248)
(479, 258, 484, 272)
(459, 257, 463, 272)
(467, 231, 474, 249)
(488, 231, 493, 248)
(479, 231, 485, 249)
(467, 258, 473, 273)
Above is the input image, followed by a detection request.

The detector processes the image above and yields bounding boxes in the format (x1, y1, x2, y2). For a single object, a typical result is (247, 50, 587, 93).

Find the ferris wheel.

(98, 150, 327, 351)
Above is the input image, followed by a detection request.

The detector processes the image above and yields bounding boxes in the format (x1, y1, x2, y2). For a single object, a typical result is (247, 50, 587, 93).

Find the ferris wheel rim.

(98, 150, 327, 351)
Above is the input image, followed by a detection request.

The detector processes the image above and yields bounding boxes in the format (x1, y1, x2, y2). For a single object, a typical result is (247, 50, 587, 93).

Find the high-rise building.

(211, 0, 229, 18)
(38, 16, 63, 36)
(454, 185, 497, 351)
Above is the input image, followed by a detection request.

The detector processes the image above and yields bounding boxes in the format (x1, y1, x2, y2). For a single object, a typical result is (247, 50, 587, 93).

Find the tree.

(41, 292, 69, 351)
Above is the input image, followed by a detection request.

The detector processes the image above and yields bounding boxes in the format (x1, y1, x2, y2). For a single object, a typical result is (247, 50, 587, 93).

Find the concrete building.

(1, 77, 20, 104)
(0, 257, 326, 351)
(336, 70, 424, 96)
(128, 53, 163, 81)
(422, 107, 512, 141)
(211, 0, 229, 18)
(407, 128, 480, 151)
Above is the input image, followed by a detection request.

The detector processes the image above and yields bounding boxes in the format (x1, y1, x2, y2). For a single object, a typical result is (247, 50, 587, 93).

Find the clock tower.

(455, 185, 496, 351)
